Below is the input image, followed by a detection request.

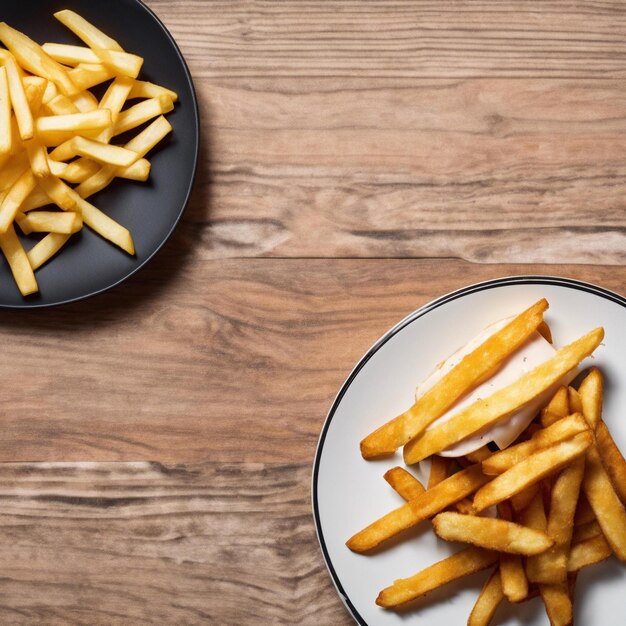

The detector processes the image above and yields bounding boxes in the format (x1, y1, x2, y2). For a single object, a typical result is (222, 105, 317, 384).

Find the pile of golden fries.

(0, 10, 178, 296)
(347, 299, 626, 625)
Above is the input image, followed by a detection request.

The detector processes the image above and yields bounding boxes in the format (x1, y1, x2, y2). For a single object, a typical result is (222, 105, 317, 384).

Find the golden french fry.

(582, 444, 626, 561)
(530, 457, 585, 584)
(376, 547, 497, 608)
(347, 464, 489, 553)
(465, 446, 492, 463)
(572, 519, 602, 544)
(0, 66, 11, 154)
(497, 502, 529, 603)
(574, 493, 595, 527)
(537, 320, 553, 343)
(568, 386, 583, 414)
(482, 413, 588, 475)
(432, 512, 553, 555)
(579, 368, 603, 430)
(428, 456, 450, 489)
(473, 432, 592, 513)
(360, 299, 549, 459)
(19, 188, 52, 213)
(595, 420, 626, 505)
(468, 568, 504, 626)
(0, 223, 37, 295)
(541, 386, 570, 427)
(539, 582, 572, 626)
(27, 232, 71, 270)
(0, 22, 78, 96)
(579, 372, 626, 560)
(568, 534, 612, 572)
(383, 466, 425, 500)
(17, 211, 81, 234)
(95, 75, 133, 142)
(404, 329, 603, 464)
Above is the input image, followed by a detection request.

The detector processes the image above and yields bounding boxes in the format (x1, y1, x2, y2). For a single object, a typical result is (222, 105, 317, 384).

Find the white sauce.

(415, 318, 577, 457)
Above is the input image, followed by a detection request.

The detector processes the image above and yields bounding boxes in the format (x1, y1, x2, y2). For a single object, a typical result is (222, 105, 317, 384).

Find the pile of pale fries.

(0, 10, 178, 296)
(347, 299, 626, 626)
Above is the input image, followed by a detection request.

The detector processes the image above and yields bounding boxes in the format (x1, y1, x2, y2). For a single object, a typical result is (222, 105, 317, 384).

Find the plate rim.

(0, 0, 200, 309)
(311, 274, 626, 626)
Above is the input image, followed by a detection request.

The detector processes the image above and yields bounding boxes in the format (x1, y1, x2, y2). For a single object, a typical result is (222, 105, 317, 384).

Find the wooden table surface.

(1, 1, 625, 624)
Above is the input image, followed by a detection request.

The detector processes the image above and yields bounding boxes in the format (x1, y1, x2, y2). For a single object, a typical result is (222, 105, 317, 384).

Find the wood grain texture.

(1, 1, 625, 624)
(151, 0, 626, 263)
(0, 259, 623, 465)
(0, 461, 348, 625)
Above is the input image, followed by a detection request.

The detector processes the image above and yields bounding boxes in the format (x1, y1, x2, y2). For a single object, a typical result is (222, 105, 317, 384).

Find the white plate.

(312, 276, 626, 626)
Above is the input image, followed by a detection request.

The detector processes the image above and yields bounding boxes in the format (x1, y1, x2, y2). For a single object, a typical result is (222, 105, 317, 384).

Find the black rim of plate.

(311, 275, 626, 626)
(0, 0, 200, 309)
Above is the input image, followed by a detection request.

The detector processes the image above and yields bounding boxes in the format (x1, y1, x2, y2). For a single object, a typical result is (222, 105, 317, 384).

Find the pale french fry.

(0, 22, 78, 96)
(347, 464, 489, 553)
(428, 456, 450, 489)
(595, 420, 626, 505)
(432, 512, 554, 555)
(384, 467, 425, 500)
(128, 79, 178, 103)
(112, 95, 173, 137)
(48, 160, 69, 179)
(0, 66, 11, 154)
(54, 10, 123, 52)
(482, 413, 589, 475)
(0, 169, 36, 233)
(0, 152, 29, 192)
(473, 432, 592, 513)
(23, 76, 47, 116)
(17, 211, 82, 234)
(45, 93, 80, 116)
(36, 109, 111, 134)
(69, 191, 134, 254)
(568, 534, 612, 572)
(71, 136, 139, 167)
(5, 57, 33, 140)
(376, 547, 497, 608)
(43, 43, 142, 78)
(71, 89, 98, 113)
(95, 75, 133, 142)
(76, 116, 171, 198)
(497, 502, 529, 602)
(41, 80, 57, 104)
(468, 568, 504, 626)
(540, 582, 573, 626)
(360, 299, 549, 458)
(541, 386, 570, 427)
(19, 188, 52, 213)
(26, 232, 71, 270)
(68, 63, 115, 91)
(405, 330, 603, 464)
(0, 223, 37, 295)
